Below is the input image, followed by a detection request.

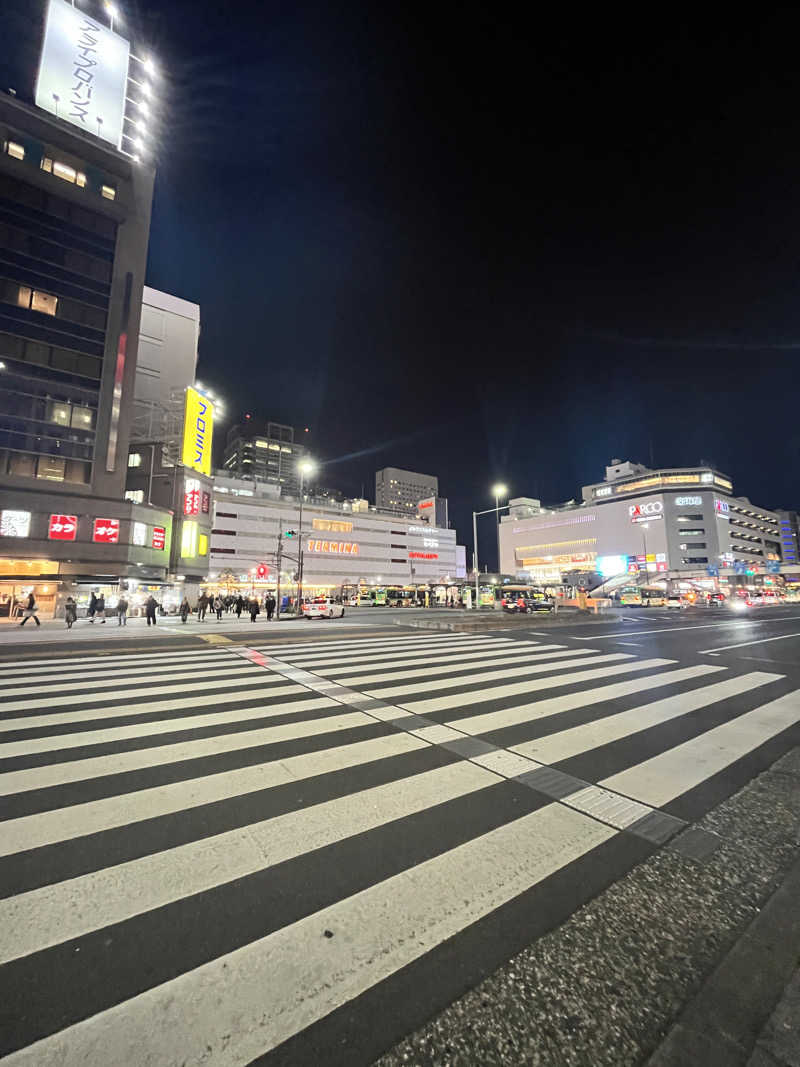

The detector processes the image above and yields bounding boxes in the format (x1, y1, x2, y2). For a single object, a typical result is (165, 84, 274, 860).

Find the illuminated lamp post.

(492, 483, 508, 574)
(640, 522, 650, 580)
(472, 485, 510, 610)
(296, 458, 316, 613)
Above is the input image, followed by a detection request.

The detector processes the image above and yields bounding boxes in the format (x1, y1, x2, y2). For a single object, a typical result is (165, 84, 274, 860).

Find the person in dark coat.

(197, 593, 207, 621)
(265, 595, 276, 621)
(180, 597, 190, 623)
(235, 595, 244, 619)
(145, 595, 158, 626)
(19, 591, 40, 627)
(96, 593, 106, 623)
(88, 591, 98, 623)
(249, 597, 260, 622)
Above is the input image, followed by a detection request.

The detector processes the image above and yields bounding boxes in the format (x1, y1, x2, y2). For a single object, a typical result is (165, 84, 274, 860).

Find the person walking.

(96, 593, 106, 623)
(88, 591, 98, 623)
(197, 592, 207, 622)
(249, 596, 260, 622)
(116, 595, 128, 626)
(265, 594, 276, 621)
(19, 591, 40, 627)
(235, 595, 243, 620)
(180, 596, 190, 623)
(64, 596, 77, 629)
(145, 594, 158, 626)
(214, 595, 224, 621)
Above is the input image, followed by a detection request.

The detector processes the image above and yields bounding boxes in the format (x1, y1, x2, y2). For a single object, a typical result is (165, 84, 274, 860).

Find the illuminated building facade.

(499, 461, 784, 585)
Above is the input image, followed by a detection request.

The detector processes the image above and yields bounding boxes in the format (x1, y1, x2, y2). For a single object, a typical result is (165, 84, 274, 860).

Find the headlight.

(731, 599, 747, 612)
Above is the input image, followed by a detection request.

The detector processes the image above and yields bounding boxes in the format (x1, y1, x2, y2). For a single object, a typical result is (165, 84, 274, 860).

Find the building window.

(37, 455, 65, 481)
(101, 185, 116, 200)
(128, 453, 142, 468)
(47, 401, 71, 426)
(125, 489, 144, 503)
(17, 287, 58, 316)
(71, 406, 93, 429)
(678, 528, 705, 536)
(680, 542, 707, 550)
(41, 157, 52, 173)
(681, 556, 709, 564)
(53, 160, 77, 183)
(5, 141, 24, 160)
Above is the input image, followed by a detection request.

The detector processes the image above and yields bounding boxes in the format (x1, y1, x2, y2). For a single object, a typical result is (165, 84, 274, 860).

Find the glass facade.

(0, 169, 114, 486)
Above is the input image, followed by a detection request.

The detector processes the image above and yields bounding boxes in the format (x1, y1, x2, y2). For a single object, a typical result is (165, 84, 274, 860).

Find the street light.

(296, 458, 317, 612)
(492, 483, 508, 574)
(472, 486, 511, 610)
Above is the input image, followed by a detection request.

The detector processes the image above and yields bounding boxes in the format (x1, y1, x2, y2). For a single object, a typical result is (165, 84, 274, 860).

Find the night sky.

(3, 3, 800, 566)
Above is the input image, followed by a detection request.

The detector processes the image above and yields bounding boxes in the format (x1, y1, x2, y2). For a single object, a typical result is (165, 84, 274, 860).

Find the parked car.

(665, 595, 684, 609)
(302, 597, 346, 619)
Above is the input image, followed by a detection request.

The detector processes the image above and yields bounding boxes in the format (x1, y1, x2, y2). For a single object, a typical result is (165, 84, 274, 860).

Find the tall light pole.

(492, 483, 508, 574)
(296, 458, 316, 613)
(472, 487, 511, 610)
(640, 522, 649, 581)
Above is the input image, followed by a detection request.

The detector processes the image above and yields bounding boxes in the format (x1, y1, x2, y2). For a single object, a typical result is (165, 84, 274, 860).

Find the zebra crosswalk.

(1, 630, 799, 1065)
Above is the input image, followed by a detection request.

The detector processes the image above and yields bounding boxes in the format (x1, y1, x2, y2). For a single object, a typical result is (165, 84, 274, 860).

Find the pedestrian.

(265, 594, 276, 621)
(214, 595, 224, 621)
(88, 590, 98, 623)
(64, 596, 77, 629)
(117, 595, 128, 626)
(145, 594, 158, 626)
(180, 596, 190, 623)
(96, 593, 106, 623)
(249, 597, 260, 622)
(197, 592, 207, 621)
(19, 591, 40, 627)
(235, 595, 243, 620)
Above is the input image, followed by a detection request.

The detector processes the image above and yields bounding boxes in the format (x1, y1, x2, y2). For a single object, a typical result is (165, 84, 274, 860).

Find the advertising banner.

(36, 0, 130, 149)
(182, 388, 214, 476)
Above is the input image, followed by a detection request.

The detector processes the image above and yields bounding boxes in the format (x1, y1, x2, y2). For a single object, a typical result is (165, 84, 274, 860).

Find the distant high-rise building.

(375, 467, 439, 511)
(222, 420, 307, 495)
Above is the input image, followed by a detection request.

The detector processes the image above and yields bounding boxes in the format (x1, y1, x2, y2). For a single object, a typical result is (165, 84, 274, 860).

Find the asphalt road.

(0, 605, 798, 1064)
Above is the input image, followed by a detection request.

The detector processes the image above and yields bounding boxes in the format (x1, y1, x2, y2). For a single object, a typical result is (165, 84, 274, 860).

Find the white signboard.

(36, 0, 130, 150)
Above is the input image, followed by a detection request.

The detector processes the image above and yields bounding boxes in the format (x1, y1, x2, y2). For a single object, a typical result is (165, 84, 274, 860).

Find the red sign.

(48, 513, 77, 541)
(418, 501, 433, 509)
(409, 551, 438, 560)
(256, 562, 269, 579)
(184, 490, 199, 516)
(93, 518, 119, 544)
(201, 491, 210, 514)
(152, 526, 166, 550)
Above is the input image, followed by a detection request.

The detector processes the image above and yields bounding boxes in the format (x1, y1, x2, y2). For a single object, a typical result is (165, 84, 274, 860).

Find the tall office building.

(222, 420, 307, 496)
(0, 92, 154, 498)
(0, 3, 166, 616)
(375, 467, 439, 511)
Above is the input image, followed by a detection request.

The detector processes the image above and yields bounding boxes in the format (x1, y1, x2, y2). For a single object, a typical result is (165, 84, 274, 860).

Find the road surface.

(1, 605, 799, 1064)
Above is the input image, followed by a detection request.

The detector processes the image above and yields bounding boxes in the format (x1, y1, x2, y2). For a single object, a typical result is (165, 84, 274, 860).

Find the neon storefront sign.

(306, 540, 359, 554)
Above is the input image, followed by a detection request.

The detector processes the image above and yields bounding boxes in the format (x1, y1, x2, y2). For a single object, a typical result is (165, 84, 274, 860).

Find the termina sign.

(182, 387, 214, 476)
(35, 0, 131, 149)
(629, 501, 663, 523)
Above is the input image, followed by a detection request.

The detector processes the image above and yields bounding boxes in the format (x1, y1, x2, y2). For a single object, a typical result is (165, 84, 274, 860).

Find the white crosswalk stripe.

(0, 632, 797, 1066)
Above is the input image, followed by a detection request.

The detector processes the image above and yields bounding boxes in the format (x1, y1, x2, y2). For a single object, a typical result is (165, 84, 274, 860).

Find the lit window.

(17, 285, 32, 308)
(47, 401, 71, 426)
(128, 452, 142, 468)
(281, 446, 292, 453)
(41, 157, 52, 173)
(101, 185, 116, 200)
(31, 291, 58, 315)
(37, 455, 65, 481)
(125, 489, 145, 504)
(268, 443, 280, 451)
(71, 405, 93, 429)
(53, 160, 77, 183)
(6, 141, 24, 160)
(76, 172, 87, 188)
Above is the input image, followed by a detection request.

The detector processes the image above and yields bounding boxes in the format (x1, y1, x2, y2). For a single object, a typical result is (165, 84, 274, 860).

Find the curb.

(647, 854, 800, 1066)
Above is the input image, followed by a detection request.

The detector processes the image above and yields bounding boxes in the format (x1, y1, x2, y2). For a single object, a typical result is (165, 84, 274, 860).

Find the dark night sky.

(3, 2, 800, 565)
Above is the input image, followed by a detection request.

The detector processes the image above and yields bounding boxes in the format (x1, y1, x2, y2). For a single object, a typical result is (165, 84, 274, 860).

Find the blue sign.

(734, 561, 746, 574)
(767, 561, 781, 573)
(706, 565, 719, 577)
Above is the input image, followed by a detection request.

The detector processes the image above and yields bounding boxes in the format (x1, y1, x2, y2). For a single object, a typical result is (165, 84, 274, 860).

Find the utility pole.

(275, 530, 283, 621)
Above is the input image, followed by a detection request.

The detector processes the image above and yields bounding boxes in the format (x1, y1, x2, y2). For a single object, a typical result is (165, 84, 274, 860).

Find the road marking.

(2, 805, 614, 1067)
(0, 726, 426, 855)
(515, 672, 779, 764)
(0, 760, 501, 965)
(0, 661, 262, 699)
(699, 632, 800, 654)
(601, 689, 800, 805)
(446, 664, 715, 735)
(573, 620, 800, 640)
(336, 647, 595, 687)
(199, 633, 233, 644)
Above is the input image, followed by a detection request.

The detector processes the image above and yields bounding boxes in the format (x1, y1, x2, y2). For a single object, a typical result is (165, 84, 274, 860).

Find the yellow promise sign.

(182, 387, 214, 475)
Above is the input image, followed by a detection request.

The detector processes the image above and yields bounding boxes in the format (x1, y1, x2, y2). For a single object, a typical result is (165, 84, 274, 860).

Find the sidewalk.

(748, 967, 800, 1067)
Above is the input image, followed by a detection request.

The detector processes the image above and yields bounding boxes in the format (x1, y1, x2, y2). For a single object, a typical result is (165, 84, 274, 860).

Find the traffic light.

(284, 529, 297, 539)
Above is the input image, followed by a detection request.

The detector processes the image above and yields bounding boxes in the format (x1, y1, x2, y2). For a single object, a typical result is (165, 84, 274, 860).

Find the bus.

(619, 585, 666, 607)
(497, 584, 554, 612)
